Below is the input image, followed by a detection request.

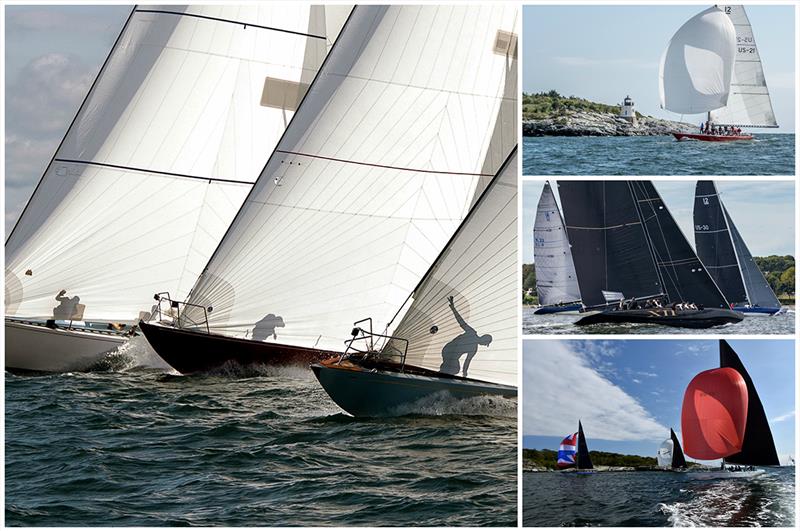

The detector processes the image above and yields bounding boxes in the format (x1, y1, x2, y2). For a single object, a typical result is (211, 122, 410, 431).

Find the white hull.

(685, 469, 765, 480)
(5, 319, 127, 372)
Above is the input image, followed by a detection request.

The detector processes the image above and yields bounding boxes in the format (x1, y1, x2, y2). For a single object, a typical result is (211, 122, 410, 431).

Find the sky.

(522, 180, 795, 263)
(4, 5, 131, 237)
(523, 5, 796, 132)
(522, 339, 796, 466)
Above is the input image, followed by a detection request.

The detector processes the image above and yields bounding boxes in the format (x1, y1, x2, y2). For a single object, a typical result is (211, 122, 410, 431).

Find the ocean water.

(523, 468, 795, 527)
(522, 134, 795, 176)
(522, 307, 795, 335)
(5, 343, 517, 526)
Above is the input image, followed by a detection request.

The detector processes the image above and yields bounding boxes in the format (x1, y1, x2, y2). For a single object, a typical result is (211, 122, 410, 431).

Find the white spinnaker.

(659, 6, 737, 114)
(5, 5, 350, 322)
(386, 149, 517, 387)
(185, 5, 519, 351)
(534, 182, 580, 306)
(657, 438, 674, 468)
(710, 5, 777, 127)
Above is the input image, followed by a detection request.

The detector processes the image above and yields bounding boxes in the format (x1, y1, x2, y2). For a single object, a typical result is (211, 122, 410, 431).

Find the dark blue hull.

(533, 303, 582, 315)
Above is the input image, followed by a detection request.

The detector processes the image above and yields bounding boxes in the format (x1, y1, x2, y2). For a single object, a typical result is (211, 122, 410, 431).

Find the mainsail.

(694, 181, 780, 309)
(630, 181, 728, 309)
(559, 181, 664, 308)
(5, 5, 350, 322)
(681, 340, 779, 465)
(710, 5, 778, 127)
(533, 182, 580, 306)
(387, 148, 517, 387)
(659, 6, 737, 114)
(181, 6, 519, 352)
(576, 421, 594, 470)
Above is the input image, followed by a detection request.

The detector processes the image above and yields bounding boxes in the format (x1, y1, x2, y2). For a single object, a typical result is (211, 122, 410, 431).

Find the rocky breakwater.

(523, 110, 695, 137)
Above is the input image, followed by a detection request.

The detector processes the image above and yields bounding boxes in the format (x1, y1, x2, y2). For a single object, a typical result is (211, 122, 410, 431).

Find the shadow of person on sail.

(52, 290, 81, 320)
(252, 314, 285, 341)
(439, 296, 491, 378)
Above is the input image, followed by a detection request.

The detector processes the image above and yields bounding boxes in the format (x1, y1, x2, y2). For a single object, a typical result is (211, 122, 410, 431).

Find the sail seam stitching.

(274, 150, 495, 176)
(134, 9, 328, 39)
(52, 159, 252, 185)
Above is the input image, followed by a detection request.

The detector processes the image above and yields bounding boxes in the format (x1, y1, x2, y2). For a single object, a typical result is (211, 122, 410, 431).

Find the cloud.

(771, 410, 795, 423)
(5, 52, 94, 235)
(7, 8, 114, 33)
(523, 340, 667, 441)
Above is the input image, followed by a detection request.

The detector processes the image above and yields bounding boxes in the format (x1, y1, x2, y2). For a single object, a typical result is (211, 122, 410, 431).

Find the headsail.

(710, 5, 778, 127)
(659, 6, 737, 114)
(694, 181, 779, 309)
(182, 5, 519, 352)
(630, 181, 729, 309)
(557, 432, 578, 469)
(386, 148, 517, 387)
(533, 182, 580, 306)
(559, 181, 663, 308)
(5, 5, 350, 322)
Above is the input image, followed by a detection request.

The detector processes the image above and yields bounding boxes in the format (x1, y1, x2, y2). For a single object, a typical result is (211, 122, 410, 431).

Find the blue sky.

(4, 5, 130, 235)
(523, 5, 795, 132)
(522, 180, 795, 263)
(523, 339, 796, 465)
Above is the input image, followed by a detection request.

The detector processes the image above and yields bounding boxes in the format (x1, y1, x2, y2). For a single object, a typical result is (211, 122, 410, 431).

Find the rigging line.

(52, 159, 253, 186)
(274, 151, 494, 177)
(135, 9, 328, 40)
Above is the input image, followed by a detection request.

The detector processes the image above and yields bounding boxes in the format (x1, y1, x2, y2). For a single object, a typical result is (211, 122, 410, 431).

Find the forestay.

(387, 149, 517, 387)
(184, 6, 519, 351)
(534, 182, 580, 306)
(659, 6, 736, 114)
(5, 5, 349, 321)
(710, 5, 778, 127)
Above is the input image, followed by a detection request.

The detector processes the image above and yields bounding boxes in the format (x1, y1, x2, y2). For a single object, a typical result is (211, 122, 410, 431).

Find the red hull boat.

(673, 133, 753, 142)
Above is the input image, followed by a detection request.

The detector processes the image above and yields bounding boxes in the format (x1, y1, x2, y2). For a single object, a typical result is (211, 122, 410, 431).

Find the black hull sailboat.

(139, 321, 336, 375)
(657, 427, 687, 471)
(559, 181, 741, 329)
(681, 340, 779, 479)
(557, 420, 594, 475)
(576, 307, 742, 329)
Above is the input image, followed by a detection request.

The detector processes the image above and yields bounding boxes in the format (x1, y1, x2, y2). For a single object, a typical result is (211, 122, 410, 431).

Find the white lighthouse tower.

(619, 95, 637, 125)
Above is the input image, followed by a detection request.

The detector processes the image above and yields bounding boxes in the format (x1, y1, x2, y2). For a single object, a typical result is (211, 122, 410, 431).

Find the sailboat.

(657, 428, 687, 470)
(5, 5, 350, 373)
(312, 147, 517, 416)
(532, 182, 581, 315)
(558, 181, 743, 329)
(139, 5, 520, 375)
(694, 181, 783, 316)
(557, 421, 594, 474)
(660, 5, 777, 142)
(681, 339, 779, 479)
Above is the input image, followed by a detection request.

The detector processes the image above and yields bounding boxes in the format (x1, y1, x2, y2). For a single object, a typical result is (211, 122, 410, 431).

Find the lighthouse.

(619, 95, 637, 125)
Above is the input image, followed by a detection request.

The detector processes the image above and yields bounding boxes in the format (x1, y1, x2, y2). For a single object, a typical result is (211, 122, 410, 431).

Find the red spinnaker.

(681, 367, 749, 460)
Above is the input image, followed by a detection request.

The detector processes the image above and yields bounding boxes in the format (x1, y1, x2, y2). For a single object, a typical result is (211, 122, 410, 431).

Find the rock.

(522, 110, 696, 137)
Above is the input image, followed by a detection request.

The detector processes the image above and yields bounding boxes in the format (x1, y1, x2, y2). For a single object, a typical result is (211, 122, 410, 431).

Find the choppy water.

(522, 307, 795, 335)
(522, 134, 795, 176)
(5, 342, 517, 526)
(523, 468, 795, 527)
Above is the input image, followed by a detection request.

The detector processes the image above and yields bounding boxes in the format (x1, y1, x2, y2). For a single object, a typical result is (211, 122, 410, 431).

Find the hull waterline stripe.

(52, 159, 252, 185)
(135, 9, 327, 40)
(274, 150, 495, 177)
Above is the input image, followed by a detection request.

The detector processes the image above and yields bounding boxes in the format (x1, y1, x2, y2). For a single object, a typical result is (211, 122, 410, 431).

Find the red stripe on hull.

(673, 133, 753, 142)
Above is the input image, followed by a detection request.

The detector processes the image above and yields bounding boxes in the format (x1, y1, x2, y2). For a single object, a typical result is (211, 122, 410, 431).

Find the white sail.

(710, 5, 778, 127)
(5, 5, 349, 322)
(183, 5, 519, 351)
(533, 182, 580, 306)
(659, 6, 737, 114)
(657, 438, 674, 468)
(387, 149, 517, 387)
